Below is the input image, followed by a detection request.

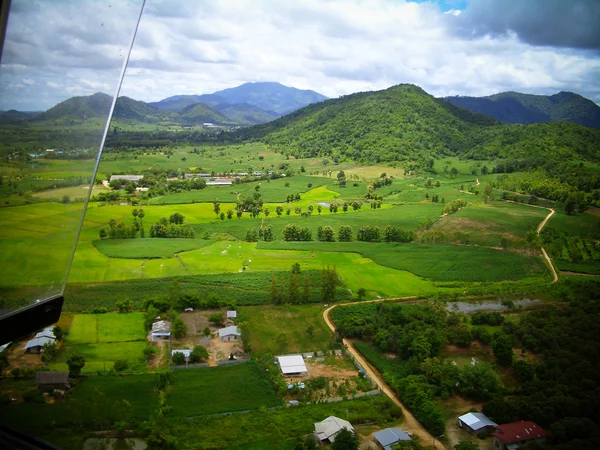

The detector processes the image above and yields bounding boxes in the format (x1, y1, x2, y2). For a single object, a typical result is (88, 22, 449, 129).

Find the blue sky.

(1, 0, 599, 110)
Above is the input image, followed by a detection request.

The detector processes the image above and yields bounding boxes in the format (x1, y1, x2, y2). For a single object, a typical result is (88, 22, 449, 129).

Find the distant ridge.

(443, 91, 600, 129)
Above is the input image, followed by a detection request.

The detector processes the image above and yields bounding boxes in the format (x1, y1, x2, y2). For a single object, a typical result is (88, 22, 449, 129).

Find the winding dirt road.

(323, 303, 447, 450)
(533, 206, 558, 283)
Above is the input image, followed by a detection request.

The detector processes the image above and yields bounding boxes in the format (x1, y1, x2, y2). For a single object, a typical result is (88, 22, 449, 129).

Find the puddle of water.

(446, 299, 541, 313)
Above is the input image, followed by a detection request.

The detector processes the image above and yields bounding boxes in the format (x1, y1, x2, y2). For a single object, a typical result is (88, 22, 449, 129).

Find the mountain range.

(443, 91, 600, 129)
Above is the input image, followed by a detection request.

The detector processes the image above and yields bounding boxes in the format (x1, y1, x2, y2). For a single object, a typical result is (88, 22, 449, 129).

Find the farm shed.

(314, 416, 354, 444)
(34, 327, 56, 340)
(206, 179, 233, 186)
(151, 320, 171, 340)
(277, 355, 308, 376)
(226, 310, 237, 319)
(36, 371, 70, 392)
(109, 175, 143, 182)
(458, 412, 498, 435)
(24, 336, 55, 353)
(493, 421, 549, 450)
(373, 428, 411, 449)
(0, 342, 11, 353)
(218, 326, 241, 342)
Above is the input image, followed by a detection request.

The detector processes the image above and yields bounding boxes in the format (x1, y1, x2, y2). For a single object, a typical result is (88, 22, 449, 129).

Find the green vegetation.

(169, 363, 281, 416)
(93, 238, 211, 258)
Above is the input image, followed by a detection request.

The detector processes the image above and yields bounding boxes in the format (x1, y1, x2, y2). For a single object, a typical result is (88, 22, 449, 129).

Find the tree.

(67, 355, 85, 377)
(321, 265, 339, 302)
(213, 200, 221, 216)
(454, 441, 479, 450)
(62, 195, 70, 204)
(190, 345, 209, 362)
(492, 334, 514, 365)
(331, 427, 358, 450)
(289, 272, 299, 304)
(564, 193, 577, 215)
(113, 359, 128, 372)
(208, 312, 224, 326)
(169, 213, 184, 224)
(484, 183, 493, 202)
(306, 325, 315, 338)
(226, 209, 233, 219)
(291, 263, 301, 274)
(357, 288, 366, 300)
(338, 225, 352, 242)
(172, 352, 185, 365)
(52, 326, 64, 341)
(276, 205, 283, 217)
(99, 228, 107, 239)
(172, 315, 187, 338)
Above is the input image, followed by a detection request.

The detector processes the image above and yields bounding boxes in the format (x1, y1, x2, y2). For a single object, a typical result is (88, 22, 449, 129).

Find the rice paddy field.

(0, 145, 569, 315)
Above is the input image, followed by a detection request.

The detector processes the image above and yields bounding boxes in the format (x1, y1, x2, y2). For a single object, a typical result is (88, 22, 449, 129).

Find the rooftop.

(24, 336, 55, 350)
(36, 371, 69, 385)
(277, 355, 308, 375)
(218, 326, 241, 337)
(151, 320, 171, 334)
(314, 416, 354, 442)
(459, 412, 498, 431)
(374, 428, 411, 449)
(494, 421, 549, 445)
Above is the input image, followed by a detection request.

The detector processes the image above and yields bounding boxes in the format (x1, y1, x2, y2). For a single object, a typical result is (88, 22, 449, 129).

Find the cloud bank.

(1, 0, 599, 111)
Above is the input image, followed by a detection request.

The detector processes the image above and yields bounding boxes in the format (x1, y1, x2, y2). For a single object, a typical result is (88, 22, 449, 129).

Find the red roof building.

(493, 421, 549, 450)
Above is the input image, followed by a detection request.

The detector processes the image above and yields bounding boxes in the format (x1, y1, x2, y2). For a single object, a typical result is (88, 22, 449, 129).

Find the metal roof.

(494, 421, 549, 445)
(36, 371, 69, 385)
(374, 428, 411, 449)
(151, 320, 171, 334)
(0, 342, 10, 353)
(459, 412, 498, 431)
(35, 330, 56, 340)
(218, 326, 241, 337)
(24, 337, 55, 350)
(314, 416, 354, 442)
(226, 310, 237, 318)
(277, 355, 307, 374)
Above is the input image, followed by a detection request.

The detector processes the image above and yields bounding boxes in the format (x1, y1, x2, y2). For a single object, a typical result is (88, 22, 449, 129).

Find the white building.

(109, 174, 143, 183)
(151, 320, 171, 340)
(218, 326, 241, 342)
(226, 311, 237, 319)
(314, 416, 354, 444)
(277, 355, 308, 376)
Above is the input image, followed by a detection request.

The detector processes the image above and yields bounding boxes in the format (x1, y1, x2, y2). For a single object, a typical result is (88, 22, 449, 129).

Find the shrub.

(113, 359, 129, 372)
(23, 389, 45, 403)
(190, 345, 209, 363)
(172, 352, 186, 365)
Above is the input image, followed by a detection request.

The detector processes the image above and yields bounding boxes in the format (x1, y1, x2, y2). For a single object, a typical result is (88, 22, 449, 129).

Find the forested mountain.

(178, 102, 231, 125)
(36, 92, 113, 122)
(214, 102, 278, 125)
(149, 94, 226, 112)
(238, 84, 600, 166)
(212, 82, 327, 115)
(444, 91, 600, 129)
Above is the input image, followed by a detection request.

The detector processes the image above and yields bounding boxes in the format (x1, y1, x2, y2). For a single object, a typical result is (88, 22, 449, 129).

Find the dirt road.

(323, 304, 447, 450)
(536, 208, 558, 283)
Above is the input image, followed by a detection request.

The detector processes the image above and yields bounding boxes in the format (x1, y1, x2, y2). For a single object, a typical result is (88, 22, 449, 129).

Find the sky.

(0, 0, 599, 111)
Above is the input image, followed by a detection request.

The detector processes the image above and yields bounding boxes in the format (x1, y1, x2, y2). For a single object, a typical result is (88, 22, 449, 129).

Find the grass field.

(49, 313, 147, 372)
(93, 238, 211, 258)
(547, 209, 600, 238)
(169, 363, 281, 417)
(238, 304, 336, 354)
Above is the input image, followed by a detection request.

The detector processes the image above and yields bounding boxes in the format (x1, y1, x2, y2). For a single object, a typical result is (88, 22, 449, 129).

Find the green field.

(169, 363, 281, 417)
(547, 210, 600, 238)
(239, 304, 336, 354)
(93, 238, 211, 258)
(49, 313, 147, 372)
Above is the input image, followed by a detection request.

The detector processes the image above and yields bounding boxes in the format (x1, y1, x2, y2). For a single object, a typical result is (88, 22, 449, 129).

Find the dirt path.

(323, 304, 447, 450)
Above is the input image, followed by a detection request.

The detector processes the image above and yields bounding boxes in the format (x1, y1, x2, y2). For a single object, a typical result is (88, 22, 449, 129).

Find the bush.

(172, 352, 186, 365)
(113, 359, 129, 372)
(22, 389, 45, 403)
(190, 345, 209, 363)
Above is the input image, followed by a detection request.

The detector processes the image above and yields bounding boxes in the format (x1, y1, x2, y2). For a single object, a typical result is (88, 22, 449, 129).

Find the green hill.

(179, 102, 231, 125)
(444, 91, 600, 129)
(36, 92, 113, 123)
(239, 84, 600, 165)
(215, 102, 278, 124)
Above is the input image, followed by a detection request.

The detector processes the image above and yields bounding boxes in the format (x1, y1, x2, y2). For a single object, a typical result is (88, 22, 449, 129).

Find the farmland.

(169, 363, 281, 417)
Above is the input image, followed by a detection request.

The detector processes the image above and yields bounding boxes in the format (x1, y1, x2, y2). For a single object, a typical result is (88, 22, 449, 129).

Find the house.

(314, 416, 354, 444)
(277, 355, 308, 376)
(151, 320, 171, 340)
(24, 336, 55, 353)
(373, 428, 412, 450)
(458, 412, 498, 436)
(226, 310, 237, 319)
(0, 342, 11, 353)
(171, 349, 191, 361)
(109, 175, 143, 183)
(34, 328, 56, 340)
(206, 178, 233, 186)
(218, 326, 241, 342)
(493, 421, 549, 450)
(36, 371, 70, 392)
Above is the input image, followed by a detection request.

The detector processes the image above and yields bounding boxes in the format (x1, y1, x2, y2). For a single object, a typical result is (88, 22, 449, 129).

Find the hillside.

(149, 94, 226, 112)
(113, 96, 175, 123)
(444, 91, 600, 129)
(36, 92, 113, 122)
(239, 84, 600, 165)
(214, 102, 278, 124)
(178, 102, 231, 125)
(212, 82, 327, 115)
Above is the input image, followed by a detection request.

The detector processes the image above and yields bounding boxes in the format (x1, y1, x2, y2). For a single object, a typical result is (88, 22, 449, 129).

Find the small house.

(458, 412, 498, 436)
(24, 337, 55, 353)
(226, 310, 237, 319)
(218, 326, 241, 342)
(277, 355, 308, 376)
(151, 320, 171, 341)
(34, 327, 56, 340)
(36, 371, 70, 391)
(373, 428, 411, 450)
(314, 416, 354, 444)
(493, 421, 549, 450)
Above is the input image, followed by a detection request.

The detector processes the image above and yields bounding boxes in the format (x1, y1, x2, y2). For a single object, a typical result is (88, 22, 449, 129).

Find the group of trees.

(442, 199, 467, 215)
(270, 265, 313, 304)
(149, 215, 195, 238)
(171, 345, 209, 365)
(99, 209, 146, 239)
(282, 224, 312, 241)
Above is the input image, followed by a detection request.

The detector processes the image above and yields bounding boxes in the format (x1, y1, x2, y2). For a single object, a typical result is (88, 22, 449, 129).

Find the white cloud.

(1, 0, 599, 111)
